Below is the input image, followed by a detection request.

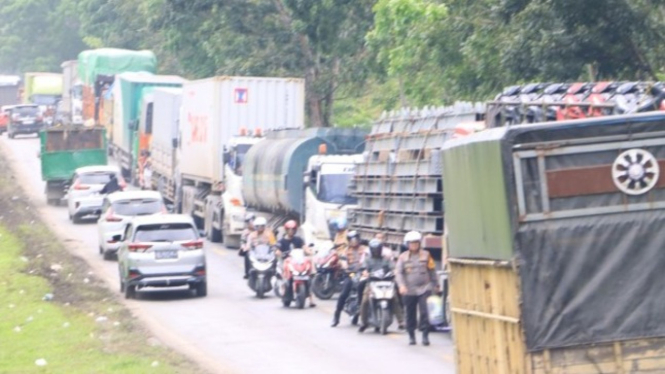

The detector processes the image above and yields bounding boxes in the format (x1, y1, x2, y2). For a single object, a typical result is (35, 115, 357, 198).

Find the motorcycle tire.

(257, 281, 265, 299)
(381, 307, 392, 335)
(296, 284, 307, 309)
(312, 273, 336, 300)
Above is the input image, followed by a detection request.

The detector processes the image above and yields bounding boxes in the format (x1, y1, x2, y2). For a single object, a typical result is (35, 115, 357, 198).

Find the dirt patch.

(0, 154, 208, 373)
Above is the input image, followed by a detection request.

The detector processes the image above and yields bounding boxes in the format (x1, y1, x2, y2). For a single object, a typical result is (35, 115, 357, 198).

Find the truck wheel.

(8, 133, 14, 139)
(72, 215, 82, 224)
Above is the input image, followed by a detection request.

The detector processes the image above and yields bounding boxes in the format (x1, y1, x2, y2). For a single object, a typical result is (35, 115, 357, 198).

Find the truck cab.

(302, 153, 363, 253)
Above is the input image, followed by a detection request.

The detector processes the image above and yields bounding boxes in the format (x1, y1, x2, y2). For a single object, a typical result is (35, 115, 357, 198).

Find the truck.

(77, 48, 157, 126)
(442, 112, 665, 373)
(0, 75, 21, 107)
(59, 60, 83, 125)
(147, 87, 182, 205)
(228, 128, 366, 250)
(24, 72, 63, 124)
(109, 72, 185, 182)
(176, 76, 306, 247)
(39, 126, 107, 205)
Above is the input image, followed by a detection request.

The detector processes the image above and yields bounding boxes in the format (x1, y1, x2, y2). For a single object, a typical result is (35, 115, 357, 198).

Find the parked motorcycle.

(312, 244, 345, 300)
(281, 248, 314, 309)
(365, 268, 397, 335)
(248, 244, 276, 298)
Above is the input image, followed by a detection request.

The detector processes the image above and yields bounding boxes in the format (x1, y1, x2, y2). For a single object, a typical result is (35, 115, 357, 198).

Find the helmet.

(244, 212, 256, 222)
(369, 238, 382, 257)
(334, 217, 347, 231)
(404, 231, 422, 243)
(284, 220, 298, 230)
(347, 230, 359, 241)
(253, 217, 267, 227)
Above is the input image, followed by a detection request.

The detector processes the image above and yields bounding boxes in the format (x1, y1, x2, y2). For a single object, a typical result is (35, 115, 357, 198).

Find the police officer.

(331, 230, 368, 327)
(358, 238, 405, 332)
(396, 231, 439, 346)
(244, 217, 276, 279)
(239, 212, 256, 279)
(332, 217, 349, 256)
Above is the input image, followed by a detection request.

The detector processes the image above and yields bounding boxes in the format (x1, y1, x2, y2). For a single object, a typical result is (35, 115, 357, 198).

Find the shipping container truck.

(24, 73, 63, 105)
(176, 76, 305, 246)
(147, 87, 182, 205)
(60, 60, 83, 125)
(239, 128, 367, 250)
(109, 72, 185, 182)
(442, 112, 665, 373)
(350, 103, 484, 260)
(77, 48, 157, 128)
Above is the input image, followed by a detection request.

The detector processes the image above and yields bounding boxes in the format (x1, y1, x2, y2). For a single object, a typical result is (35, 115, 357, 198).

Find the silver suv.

(115, 214, 207, 299)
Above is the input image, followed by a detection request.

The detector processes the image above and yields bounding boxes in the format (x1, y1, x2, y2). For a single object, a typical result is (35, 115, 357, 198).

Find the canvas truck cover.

(112, 72, 185, 152)
(179, 76, 305, 183)
(77, 48, 156, 86)
(442, 112, 665, 351)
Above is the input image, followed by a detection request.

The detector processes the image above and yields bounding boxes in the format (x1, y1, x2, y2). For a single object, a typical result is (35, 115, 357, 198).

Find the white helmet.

(253, 217, 267, 227)
(404, 231, 422, 243)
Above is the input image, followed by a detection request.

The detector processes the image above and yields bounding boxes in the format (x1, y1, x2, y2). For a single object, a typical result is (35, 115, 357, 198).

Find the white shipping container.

(179, 76, 305, 183)
(60, 60, 77, 113)
(151, 87, 182, 180)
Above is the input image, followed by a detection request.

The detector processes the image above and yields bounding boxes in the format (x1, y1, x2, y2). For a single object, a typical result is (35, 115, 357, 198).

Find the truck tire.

(222, 232, 241, 249)
(210, 227, 222, 243)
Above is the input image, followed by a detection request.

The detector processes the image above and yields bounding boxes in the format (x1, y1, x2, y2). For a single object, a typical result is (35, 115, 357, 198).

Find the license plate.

(293, 275, 310, 280)
(155, 250, 178, 260)
(23, 120, 34, 125)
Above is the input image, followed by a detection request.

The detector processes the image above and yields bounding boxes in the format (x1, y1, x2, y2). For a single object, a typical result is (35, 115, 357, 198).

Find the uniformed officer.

(244, 216, 276, 278)
(239, 212, 256, 279)
(332, 217, 349, 256)
(396, 231, 439, 346)
(331, 230, 368, 327)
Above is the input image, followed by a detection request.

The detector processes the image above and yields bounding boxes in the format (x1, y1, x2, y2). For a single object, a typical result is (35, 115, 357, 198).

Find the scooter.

(281, 248, 313, 309)
(365, 268, 397, 335)
(312, 244, 345, 300)
(342, 271, 362, 325)
(248, 244, 276, 298)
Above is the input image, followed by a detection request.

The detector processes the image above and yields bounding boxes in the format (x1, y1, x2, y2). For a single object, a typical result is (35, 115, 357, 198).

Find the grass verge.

(0, 153, 205, 373)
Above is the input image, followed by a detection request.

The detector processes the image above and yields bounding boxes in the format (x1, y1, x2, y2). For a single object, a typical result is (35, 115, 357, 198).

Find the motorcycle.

(365, 268, 397, 335)
(248, 244, 276, 298)
(312, 244, 345, 300)
(281, 248, 314, 309)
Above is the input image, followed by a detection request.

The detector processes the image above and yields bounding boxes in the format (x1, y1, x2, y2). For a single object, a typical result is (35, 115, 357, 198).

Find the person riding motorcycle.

(239, 212, 256, 276)
(331, 230, 368, 327)
(396, 231, 439, 346)
(100, 174, 123, 195)
(276, 220, 316, 307)
(358, 239, 405, 332)
(332, 217, 349, 256)
(244, 217, 276, 279)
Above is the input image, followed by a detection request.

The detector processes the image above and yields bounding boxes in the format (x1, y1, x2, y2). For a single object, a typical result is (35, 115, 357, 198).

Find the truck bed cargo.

(242, 128, 366, 216)
(179, 76, 305, 183)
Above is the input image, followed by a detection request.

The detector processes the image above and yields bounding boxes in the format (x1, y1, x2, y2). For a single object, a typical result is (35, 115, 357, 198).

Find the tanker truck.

(239, 128, 367, 251)
(177, 76, 306, 247)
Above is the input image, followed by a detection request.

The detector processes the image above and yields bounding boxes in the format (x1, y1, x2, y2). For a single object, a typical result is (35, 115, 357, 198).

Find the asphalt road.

(0, 133, 456, 374)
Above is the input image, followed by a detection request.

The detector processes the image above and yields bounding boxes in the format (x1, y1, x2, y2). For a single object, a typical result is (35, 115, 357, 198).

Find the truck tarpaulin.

(77, 48, 156, 86)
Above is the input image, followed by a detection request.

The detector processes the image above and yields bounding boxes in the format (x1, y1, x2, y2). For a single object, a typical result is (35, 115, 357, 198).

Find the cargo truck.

(442, 112, 665, 373)
(77, 48, 157, 127)
(0, 75, 21, 107)
(60, 60, 83, 125)
(24, 72, 63, 125)
(176, 76, 305, 247)
(109, 72, 185, 182)
(236, 128, 367, 250)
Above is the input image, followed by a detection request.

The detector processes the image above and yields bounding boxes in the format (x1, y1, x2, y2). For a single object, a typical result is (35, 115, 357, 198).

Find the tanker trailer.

(239, 127, 367, 250)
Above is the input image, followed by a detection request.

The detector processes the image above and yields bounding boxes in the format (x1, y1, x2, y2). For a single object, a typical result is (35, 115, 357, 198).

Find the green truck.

(40, 127, 107, 205)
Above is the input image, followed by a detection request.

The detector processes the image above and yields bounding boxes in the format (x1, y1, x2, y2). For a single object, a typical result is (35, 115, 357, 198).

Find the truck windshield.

(317, 173, 357, 205)
(112, 199, 163, 216)
(134, 223, 198, 242)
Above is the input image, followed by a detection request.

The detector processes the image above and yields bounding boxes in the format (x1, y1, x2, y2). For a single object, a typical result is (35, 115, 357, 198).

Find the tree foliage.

(0, 0, 664, 125)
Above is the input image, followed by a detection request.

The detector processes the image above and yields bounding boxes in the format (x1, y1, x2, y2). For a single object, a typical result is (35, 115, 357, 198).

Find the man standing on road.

(243, 216, 276, 279)
(358, 238, 405, 332)
(396, 231, 439, 346)
(331, 230, 368, 327)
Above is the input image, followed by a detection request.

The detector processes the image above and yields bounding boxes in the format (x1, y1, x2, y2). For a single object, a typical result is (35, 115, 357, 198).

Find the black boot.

(351, 314, 359, 326)
(331, 311, 340, 327)
(422, 331, 430, 346)
(408, 331, 416, 345)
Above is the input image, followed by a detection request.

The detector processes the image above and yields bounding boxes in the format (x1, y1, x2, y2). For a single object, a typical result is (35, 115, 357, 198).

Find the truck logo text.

(234, 88, 248, 104)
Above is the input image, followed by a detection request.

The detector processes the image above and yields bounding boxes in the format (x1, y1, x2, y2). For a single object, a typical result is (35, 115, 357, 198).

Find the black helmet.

(369, 238, 382, 257)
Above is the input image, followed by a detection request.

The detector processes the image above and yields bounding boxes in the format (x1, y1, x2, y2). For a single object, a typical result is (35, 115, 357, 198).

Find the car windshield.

(134, 223, 198, 242)
(317, 173, 357, 204)
(13, 106, 38, 116)
(78, 172, 114, 185)
(112, 199, 163, 216)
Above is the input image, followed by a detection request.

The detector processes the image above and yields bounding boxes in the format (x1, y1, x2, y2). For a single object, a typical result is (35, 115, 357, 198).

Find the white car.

(67, 165, 125, 223)
(116, 214, 207, 299)
(97, 190, 166, 260)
